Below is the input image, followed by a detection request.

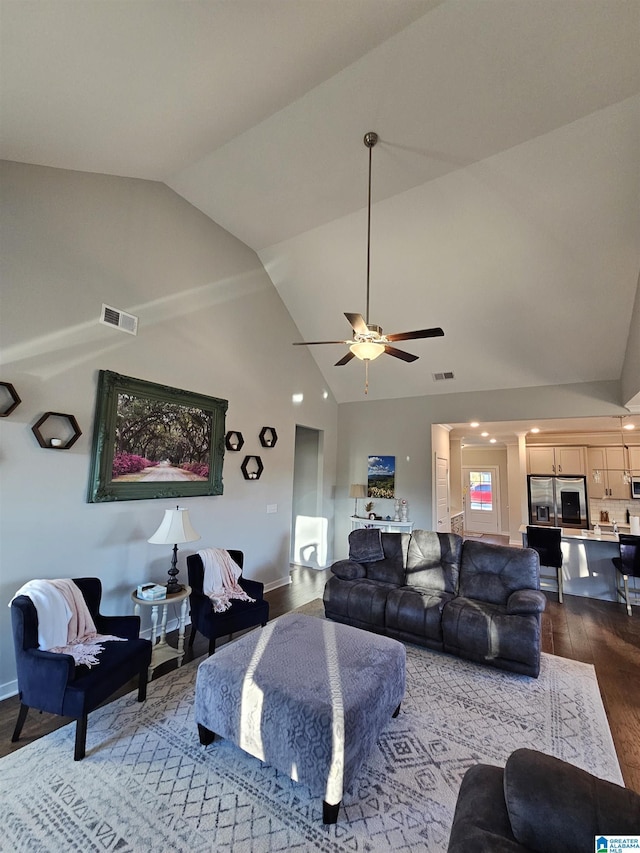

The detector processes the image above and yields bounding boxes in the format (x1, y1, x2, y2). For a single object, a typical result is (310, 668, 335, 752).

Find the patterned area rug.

(1, 604, 622, 853)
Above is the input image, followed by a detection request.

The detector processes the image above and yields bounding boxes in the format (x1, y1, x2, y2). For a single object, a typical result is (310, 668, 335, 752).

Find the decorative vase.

(394, 499, 401, 522)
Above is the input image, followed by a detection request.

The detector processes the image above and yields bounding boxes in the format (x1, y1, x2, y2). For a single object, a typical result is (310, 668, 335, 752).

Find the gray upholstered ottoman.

(195, 612, 406, 823)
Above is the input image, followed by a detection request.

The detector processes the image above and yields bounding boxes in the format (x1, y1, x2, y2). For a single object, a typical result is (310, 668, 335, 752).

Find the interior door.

(464, 467, 499, 534)
(291, 426, 327, 568)
(436, 455, 450, 533)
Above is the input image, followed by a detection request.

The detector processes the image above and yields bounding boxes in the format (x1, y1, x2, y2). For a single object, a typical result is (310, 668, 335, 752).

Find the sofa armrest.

(506, 590, 546, 615)
(19, 647, 76, 712)
(504, 748, 640, 852)
(331, 560, 366, 580)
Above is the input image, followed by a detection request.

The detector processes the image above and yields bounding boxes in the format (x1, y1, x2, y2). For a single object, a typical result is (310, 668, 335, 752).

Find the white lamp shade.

(148, 507, 200, 545)
(349, 484, 366, 499)
(350, 341, 385, 361)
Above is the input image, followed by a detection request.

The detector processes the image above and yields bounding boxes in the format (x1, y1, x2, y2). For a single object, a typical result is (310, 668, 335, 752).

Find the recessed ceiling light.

(530, 427, 540, 434)
(470, 422, 479, 428)
(481, 431, 489, 437)
(623, 423, 635, 430)
(489, 438, 497, 443)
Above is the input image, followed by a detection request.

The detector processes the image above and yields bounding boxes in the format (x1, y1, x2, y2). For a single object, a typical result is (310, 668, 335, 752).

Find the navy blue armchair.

(10, 577, 152, 760)
(186, 550, 269, 656)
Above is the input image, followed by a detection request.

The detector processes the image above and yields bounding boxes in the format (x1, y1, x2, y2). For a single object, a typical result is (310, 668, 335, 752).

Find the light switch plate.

(267, 504, 277, 513)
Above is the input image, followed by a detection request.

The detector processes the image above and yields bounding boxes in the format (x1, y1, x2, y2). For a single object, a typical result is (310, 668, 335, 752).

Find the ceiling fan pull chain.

(365, 359, 370, 395)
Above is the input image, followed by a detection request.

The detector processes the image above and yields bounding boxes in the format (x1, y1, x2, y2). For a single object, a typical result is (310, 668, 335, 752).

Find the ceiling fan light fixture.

(350, 341, 385, 361)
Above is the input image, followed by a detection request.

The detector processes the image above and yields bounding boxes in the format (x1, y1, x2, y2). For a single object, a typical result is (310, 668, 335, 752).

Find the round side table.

(131, 585, 191, 681)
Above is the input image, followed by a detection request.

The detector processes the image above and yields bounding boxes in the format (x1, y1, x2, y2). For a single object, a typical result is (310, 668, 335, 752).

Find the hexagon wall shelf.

(0, 381, 21, 417)
(241, 455, 264, 480)
(225, 431, 244, 452)
(32, 412, 82, 449)
(259, 426, 278, 448)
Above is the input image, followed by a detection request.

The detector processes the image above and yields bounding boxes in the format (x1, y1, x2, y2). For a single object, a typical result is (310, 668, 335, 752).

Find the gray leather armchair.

(447, 748, 640, 852)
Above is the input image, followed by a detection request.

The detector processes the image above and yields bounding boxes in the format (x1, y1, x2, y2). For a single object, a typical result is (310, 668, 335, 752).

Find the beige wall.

(0, 160, 338, 696)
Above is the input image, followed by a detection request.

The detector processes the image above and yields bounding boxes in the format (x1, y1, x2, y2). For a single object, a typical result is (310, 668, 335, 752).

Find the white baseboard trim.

(1, 679, 18, 701)
(264, 574, 291, 593)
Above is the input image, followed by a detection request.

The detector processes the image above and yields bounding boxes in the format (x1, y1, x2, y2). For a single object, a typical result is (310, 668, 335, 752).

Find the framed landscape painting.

(87, 370, 227, 502)
(368, 455, 395, 499)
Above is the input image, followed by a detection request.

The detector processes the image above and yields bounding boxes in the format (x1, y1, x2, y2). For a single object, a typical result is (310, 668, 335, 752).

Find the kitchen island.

(521, 526, 629, 602)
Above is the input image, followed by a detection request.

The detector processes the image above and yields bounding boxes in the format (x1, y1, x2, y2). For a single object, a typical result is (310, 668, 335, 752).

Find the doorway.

(291, 426, 327, 569)
(463, 466, 500, 534)
(435, 455, 450, 534)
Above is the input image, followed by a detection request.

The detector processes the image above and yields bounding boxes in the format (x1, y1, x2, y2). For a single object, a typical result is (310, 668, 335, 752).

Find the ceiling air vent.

(432, 371, 455, 382)
(100, 304, 138, 335)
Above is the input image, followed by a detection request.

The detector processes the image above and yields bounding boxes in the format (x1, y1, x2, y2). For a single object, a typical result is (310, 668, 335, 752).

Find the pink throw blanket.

(199, 548, 255, 613)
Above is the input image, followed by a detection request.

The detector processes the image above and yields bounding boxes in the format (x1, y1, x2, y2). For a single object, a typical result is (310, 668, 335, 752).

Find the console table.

(350, 515, 414, 533)
(131, 585, 191, 681)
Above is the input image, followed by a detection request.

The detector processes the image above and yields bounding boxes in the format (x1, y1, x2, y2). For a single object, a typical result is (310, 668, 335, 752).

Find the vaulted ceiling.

(2, 0, 639, 403)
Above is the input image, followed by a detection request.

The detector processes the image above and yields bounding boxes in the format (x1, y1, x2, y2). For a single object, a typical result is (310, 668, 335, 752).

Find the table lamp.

(349, 484, 366, 517)
(148, 506, 200, 594)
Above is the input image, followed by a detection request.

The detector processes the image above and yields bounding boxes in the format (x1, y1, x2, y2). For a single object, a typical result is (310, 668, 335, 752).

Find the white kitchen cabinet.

(587, 446, 630, 499)
(527, 446, 586, 476)
(628, 446, 640, 473)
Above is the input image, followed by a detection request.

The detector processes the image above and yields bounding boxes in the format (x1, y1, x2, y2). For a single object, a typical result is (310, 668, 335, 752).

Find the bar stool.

(612, 534, 640, 616)
(526, 526, 564, 603)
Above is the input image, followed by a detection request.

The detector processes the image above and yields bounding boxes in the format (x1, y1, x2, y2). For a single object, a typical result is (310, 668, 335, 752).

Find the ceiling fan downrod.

(363, 131, 378, 328)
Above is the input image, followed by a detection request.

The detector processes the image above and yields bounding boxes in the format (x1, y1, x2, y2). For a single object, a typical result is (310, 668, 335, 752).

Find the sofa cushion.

(459, 541, 540, 605)
(405, 530, 462, 593)
(385, 586, 454, 645)
(363, 532, 406, 585)
(447, 763, 525, 852)
(441, 597, 541, 677)
(331, 559, 367, 581)
(323, 575, 395, 631)
(504, 748, 640, 853)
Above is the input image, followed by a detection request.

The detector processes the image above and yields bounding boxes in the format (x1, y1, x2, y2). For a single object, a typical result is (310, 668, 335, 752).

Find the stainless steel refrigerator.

(527, 475, 589, 530)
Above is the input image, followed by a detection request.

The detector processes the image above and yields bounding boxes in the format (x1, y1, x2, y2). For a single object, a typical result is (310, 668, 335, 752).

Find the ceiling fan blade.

(292, 340, 347, 346)
(335, 351, 356, 366)
(385, 327, 445, 342)
(384, 345, 419, 362)
(344, 312, 369, 335)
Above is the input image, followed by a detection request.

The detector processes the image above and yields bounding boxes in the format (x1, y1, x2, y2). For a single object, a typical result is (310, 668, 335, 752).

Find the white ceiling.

(2, 0, 639, 404)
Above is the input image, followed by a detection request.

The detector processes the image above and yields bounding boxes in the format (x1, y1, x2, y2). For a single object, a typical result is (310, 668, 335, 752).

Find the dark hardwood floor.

(1, 564, 638, 792)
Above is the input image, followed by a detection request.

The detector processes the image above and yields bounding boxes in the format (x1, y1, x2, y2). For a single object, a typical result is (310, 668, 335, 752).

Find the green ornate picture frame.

(87, 370, 227, 502)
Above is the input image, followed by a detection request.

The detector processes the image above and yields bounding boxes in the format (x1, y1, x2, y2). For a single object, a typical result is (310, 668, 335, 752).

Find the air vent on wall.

(432, 371, 455, 382)
(100, 304, 138, 335)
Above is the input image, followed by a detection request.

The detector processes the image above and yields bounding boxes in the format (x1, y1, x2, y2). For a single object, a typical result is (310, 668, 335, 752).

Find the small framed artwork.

(368, 455, 395, 499)
(87, 370, 227, 502)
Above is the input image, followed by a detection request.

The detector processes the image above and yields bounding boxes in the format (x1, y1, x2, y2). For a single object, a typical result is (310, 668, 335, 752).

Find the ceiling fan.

(293, 131, 444, 393)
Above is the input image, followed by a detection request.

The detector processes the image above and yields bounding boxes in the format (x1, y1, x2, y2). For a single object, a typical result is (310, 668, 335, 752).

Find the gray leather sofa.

(323, 529, 546, 677)
(447, 748, 640, 852)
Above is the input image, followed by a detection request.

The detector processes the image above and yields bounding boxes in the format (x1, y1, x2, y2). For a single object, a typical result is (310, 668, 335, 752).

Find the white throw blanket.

(199, 548, 255, 612)
(10, 578, 125, 666)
